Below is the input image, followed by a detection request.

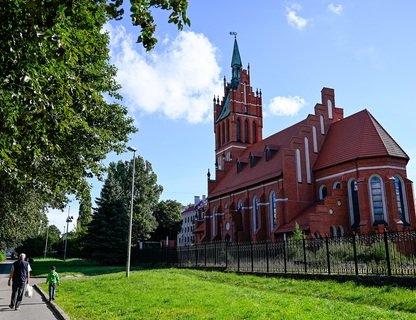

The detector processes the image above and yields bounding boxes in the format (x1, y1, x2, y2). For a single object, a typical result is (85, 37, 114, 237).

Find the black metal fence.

(136, 231, 416, 277)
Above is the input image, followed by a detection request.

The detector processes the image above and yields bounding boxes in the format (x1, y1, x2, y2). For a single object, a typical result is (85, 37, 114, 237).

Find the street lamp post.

(126, 146, 136, 277)
(44, 224, 49, 259)
(64, 206, 74, 262)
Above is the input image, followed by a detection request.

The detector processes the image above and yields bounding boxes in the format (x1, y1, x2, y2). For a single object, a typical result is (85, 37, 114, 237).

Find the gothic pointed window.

(319, 185, 327, 200)
(269, 191, 277, 232)
(238, 200, 243, 213)
(394, 175, 409, 225)
(252, 196, 259, 232)
(252, 122, 257, 143)
(348, 179, 360, 227)
(369, 175, 387, 225)
(296, 149, 302, 183)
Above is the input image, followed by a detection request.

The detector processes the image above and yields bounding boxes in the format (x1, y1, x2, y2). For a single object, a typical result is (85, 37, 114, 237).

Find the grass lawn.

(39, 267, 416, 320)
(30, 258, 126, 277)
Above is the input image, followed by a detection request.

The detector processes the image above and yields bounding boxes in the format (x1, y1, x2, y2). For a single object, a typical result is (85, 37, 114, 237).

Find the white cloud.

(268, 96, 306, 116)
(328, 3, 343, 15)
(286, 5, 308, 30)
(106, 25, 222, 123)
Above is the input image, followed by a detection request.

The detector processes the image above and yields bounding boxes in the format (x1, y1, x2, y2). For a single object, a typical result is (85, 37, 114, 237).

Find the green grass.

(30, 258, 126, 277)
(39, 268, 416, 320)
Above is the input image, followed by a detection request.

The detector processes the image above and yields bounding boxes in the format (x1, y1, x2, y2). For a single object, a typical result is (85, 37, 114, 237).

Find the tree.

(0, 0, 188, 248)
(108, 0, 191, 51)
(77, 193, 93, 232)
(0, 178, 48, 251)
(15, 223, 61, 258)
(151, 200, 182, 241)
(46, 225, 62, 252)
(85, 156, 162, 263)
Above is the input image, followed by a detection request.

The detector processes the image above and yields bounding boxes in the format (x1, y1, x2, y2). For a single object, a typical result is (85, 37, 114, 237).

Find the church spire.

(230, 32, 241, 89)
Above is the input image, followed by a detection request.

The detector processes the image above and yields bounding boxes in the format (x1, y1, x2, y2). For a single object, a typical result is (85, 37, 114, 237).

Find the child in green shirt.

(46, 266, 60, 302)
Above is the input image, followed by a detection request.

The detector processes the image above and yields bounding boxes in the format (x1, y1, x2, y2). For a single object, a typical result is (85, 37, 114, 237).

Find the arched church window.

(394, 175, 409, 224)
(236, 119, 241, 142)
(269, 191, 277, 232)
(319, 185, 327, 200)
(252, 196, 259, 232)
(348, 179, 360, 227)
(369, 175, 387, 225)
(296, 149, 302, 183)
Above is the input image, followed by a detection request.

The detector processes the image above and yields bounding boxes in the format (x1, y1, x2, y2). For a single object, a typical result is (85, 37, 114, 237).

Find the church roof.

(314, 109, 409, 170)
(209, 119, 307, 198)
(216, 88, 231, 123)
(210, 108, 408, 199)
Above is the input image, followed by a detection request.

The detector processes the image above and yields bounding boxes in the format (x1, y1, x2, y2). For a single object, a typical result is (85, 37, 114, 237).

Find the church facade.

(195, 38, 416, 243)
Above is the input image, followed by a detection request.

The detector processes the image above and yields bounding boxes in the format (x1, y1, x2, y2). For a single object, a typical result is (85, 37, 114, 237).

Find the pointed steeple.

(230, 36, 242, 68)
(230, 32, 242, 89)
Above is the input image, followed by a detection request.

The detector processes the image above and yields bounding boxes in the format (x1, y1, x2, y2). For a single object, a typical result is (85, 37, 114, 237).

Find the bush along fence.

(136, 231, 416, 277)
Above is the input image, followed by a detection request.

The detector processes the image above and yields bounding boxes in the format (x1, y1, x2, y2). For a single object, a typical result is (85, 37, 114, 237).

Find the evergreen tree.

(85, 156, 162, 263)
(77, 193, 93, 232)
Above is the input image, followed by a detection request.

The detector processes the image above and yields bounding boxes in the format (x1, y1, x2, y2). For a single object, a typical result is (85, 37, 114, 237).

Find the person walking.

(8, 253, 31, 310)
(46, 265, 60, 302)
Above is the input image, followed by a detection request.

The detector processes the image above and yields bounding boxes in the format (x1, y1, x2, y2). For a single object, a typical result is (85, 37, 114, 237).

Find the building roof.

(216, 88, 231, 123)
(209, 119, 307, 198)
(231, 38, 242, 68)
(314, 109, 409, 170)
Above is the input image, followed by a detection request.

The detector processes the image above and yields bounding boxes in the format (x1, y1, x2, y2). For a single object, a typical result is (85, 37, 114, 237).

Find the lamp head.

(127, 146, 137, 152)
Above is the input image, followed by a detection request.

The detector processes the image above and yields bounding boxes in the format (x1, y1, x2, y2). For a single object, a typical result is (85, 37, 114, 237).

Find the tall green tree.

(0, 178, 48, 251)
(151, 200, 182, 241)
(85, 156, 162, 263)
(0, 0, 189, 249)
(77, 193, 93, 232)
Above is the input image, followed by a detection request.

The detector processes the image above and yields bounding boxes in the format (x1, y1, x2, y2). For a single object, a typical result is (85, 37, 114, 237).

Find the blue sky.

(48, 0, 416, 232)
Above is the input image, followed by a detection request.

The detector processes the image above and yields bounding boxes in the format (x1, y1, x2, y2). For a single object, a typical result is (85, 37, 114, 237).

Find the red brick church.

(195, 38, 416, 243)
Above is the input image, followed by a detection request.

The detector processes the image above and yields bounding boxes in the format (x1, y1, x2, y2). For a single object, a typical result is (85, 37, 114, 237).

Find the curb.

(34, 284, 71, 320)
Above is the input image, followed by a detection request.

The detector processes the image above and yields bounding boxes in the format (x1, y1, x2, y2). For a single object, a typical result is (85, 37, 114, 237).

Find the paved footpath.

(0, 260, 63, 320)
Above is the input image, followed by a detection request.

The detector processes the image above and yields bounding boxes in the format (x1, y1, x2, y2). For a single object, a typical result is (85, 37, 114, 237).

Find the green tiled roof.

(231, 38, 242, 68)
(216, 89, 231, 123)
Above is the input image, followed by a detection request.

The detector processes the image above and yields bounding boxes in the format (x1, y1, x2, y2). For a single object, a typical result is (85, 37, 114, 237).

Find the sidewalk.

(0, 260, 64, 320)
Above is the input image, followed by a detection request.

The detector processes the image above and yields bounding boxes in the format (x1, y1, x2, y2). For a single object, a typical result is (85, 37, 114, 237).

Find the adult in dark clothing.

(8, 253, 31, 310)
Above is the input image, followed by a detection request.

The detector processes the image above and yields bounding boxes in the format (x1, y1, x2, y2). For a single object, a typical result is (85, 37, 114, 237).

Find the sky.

(47, 0, 416, 232)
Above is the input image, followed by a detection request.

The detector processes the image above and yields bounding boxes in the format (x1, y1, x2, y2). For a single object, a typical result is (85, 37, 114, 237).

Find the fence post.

(237, 241, 240, 272)
(352, 234, 359, 275)
(177, 246, 182, 267)
(325, 237, 331, 275)
(283, 239, 287, 273)
(204, 242, 207, 267)
(266, 241, 269, 273)
(384, 231, 392, 276)
(251, 242, 254, 273)
(225, 241, 228, 270)
(195, 243, 198, 267)
(302, 238, 307, 273)
(214, 242, 217, 266)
